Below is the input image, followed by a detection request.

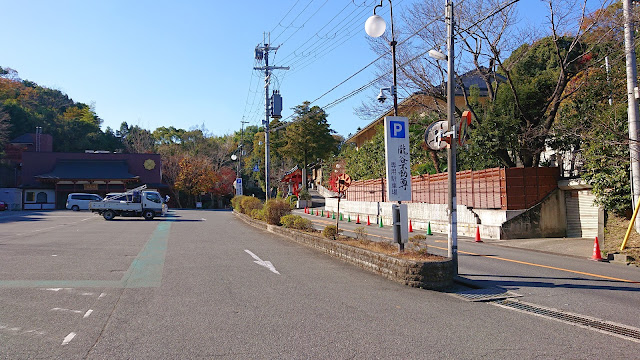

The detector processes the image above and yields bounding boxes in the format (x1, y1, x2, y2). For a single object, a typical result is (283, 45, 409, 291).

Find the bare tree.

(362, 0, 614, 167)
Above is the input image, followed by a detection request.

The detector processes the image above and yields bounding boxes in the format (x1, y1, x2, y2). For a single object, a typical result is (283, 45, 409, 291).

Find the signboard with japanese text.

(384, 116, 412, 201)
(235, 178, 243, 196)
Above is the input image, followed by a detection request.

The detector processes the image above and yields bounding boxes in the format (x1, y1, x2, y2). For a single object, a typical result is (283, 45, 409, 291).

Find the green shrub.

(264, 198, 291, 225)
(298, 188, 312, 200)
(285, 195, 298, 205)
(231, 195, 245, 211)
(322, 225, 338, 239)
(250, 208, 265, 221)
(293, 217, 313, 231)
(281, 214, 300, 228)
(409, 234, 427, 243)
(240, 196, 263, 215)
(354, 226, 368, 241)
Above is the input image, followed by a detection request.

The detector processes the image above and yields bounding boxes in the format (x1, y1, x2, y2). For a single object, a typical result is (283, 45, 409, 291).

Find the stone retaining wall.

(234, 211, 454, 291)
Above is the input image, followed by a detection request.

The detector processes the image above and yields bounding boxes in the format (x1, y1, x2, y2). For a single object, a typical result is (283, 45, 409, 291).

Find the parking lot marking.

(61, 332, 76, 345)
(83, 309, 93, 318)
(0, 220, 173, 288)
(50, 308, 83, 314)
(121, 221, 172, 288)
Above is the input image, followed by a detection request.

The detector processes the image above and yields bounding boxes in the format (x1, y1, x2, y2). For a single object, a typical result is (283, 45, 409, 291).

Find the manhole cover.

(451, 287, 521, 302)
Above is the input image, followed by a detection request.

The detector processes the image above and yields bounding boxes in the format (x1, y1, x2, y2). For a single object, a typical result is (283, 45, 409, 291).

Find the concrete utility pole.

(254, 34, 288, 199)
(446, 0, 458, 276)
(239, 119, 249, 177)
(623, 0, 640, 232)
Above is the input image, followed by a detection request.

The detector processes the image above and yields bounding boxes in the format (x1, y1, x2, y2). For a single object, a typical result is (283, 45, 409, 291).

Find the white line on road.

(50, 308, 83, 314)
(83, 309, 93, 318)
(244, 250, 280, 274)
(61, 332, 76, 345)
(99, 292, 106, 298)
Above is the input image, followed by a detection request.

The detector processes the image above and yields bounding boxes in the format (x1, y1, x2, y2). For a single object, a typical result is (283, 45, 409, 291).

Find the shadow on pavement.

(461, 273, 640, 292)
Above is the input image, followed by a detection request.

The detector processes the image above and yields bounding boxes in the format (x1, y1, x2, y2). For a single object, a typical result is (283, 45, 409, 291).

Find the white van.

(66, 193, 103, 211)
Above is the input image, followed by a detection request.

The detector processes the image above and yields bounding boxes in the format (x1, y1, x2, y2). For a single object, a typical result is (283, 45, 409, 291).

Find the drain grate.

(494, 299, 640, 343)
(451, 287, 521, 302)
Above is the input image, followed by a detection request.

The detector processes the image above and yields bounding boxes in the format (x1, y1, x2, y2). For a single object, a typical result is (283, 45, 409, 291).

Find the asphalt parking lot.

(0, 210, 173, 357)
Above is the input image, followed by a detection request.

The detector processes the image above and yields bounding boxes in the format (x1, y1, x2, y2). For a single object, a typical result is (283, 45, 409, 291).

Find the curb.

(234, 211, 454, 291)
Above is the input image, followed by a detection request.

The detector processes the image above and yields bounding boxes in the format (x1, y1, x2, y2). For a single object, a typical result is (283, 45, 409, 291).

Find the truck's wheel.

(103, 210, 116, 220)
(143, 210, 155, 220)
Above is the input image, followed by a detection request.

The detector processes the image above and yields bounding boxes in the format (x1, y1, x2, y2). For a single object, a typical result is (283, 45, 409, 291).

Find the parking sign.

(235, 178, 243, 196)
(384, 116, 412, 201)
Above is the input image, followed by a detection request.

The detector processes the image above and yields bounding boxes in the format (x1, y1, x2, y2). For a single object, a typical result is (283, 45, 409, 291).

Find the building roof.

(35, 160, 139, 181)
(344, 67, 505, 146)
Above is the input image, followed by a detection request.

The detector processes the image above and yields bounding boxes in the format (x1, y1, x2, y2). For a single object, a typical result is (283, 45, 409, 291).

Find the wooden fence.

(343, 167, 560, 210)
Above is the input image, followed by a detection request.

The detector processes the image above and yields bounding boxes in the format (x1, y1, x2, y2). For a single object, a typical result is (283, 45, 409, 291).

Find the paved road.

(0, 210, 638, 358)
(298, 208, 640, 328)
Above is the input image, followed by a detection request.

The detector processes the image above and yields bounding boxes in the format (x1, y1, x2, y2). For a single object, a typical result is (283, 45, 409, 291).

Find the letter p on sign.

(390, 121, 405, 138)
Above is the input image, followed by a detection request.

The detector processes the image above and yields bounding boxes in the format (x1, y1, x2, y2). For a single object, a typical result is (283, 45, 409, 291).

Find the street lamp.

(365, 0, 398, 116)
(231, 154, 239, 177)
(429, 0, 457, 276)
(366, 1, 410, 253)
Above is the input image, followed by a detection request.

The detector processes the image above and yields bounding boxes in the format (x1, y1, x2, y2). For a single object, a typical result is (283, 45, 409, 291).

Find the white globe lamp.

(365, 15, 386, 38)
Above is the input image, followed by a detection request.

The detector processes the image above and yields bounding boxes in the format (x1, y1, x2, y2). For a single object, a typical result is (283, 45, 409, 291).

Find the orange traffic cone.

(356, 214, 361, 224)
(367, 216, 371, 226)
(475, 227, 483, 243)
(304, 207, 308, 214)
(591, 237, 604, 261)
(409, 220, 413, 233)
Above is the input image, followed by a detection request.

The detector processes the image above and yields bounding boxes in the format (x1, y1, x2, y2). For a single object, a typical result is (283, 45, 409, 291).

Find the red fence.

(344, 167, 560, 210)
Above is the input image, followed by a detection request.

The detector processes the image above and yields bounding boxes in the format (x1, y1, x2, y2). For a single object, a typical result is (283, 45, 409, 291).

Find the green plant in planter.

(280, 214, 300, 228)
(298, 189, 312, 201)
(322, 225, 338, 239)
(264, 198, 291, 225)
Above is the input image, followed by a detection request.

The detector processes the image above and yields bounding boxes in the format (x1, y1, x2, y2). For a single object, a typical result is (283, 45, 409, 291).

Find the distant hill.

(0, 66, 121, 153)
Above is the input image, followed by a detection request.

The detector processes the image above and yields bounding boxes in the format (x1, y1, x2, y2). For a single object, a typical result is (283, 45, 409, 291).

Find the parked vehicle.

(0, 201, 7, 211)
(89, 185, 167, 220)
(66, 193, 103, 211)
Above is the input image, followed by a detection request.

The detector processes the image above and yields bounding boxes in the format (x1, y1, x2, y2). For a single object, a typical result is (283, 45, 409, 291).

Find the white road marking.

(51, 255, 58, 257)
(61, 332, 76, 345)
(99, 293, 106, 298)
(244, 250, 280, 274)
(50, 308, 83, 314)
(0, 324, 46, 337)
(83, 309, 93, 318)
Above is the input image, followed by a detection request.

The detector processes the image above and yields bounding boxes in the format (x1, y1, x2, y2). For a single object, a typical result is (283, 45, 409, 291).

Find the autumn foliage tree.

(174, 156, 218, 207)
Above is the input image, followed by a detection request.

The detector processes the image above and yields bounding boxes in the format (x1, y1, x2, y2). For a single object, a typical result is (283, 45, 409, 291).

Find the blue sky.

(1, 0, 603, 139)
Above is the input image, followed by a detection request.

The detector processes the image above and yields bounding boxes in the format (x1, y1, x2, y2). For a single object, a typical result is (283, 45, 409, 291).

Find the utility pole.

(239, 119, 249, 177)
(623, 0, 640, 232)
(446, 0, 458, 276)
(254, 33, 289, 199)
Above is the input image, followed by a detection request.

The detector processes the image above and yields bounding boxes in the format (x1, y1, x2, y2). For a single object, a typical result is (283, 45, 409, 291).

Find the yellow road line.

(310, 216, 639, 284)
(428, 245, 640, 284)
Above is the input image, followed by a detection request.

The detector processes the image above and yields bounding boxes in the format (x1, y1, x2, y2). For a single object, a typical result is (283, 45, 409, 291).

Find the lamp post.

(366, 1, 410, 253)
(231, 154, 239, 176)
(365, 0, 398, 116)
(429, 0, 457, 276)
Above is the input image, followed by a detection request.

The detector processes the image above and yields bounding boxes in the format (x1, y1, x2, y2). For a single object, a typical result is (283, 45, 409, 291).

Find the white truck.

(89, 185, 168, 220)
